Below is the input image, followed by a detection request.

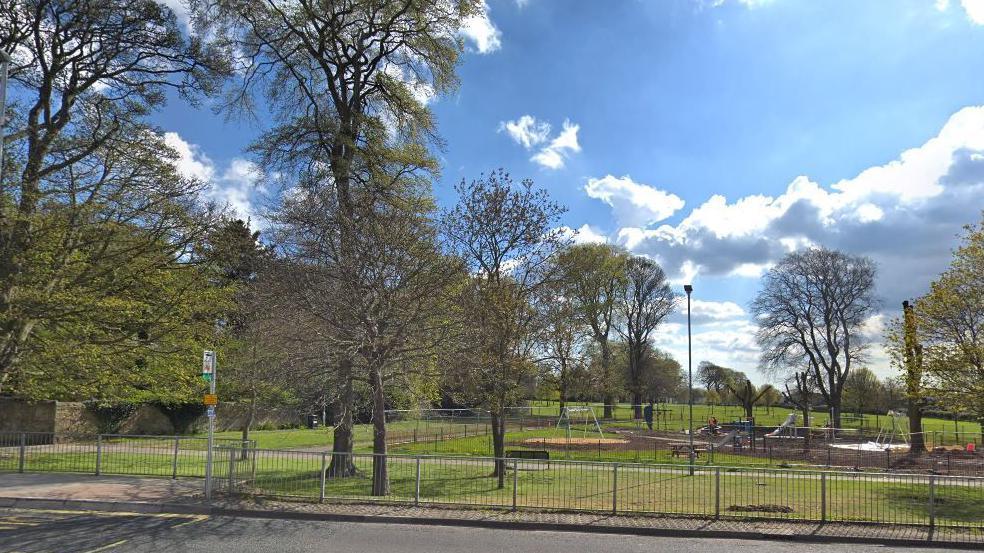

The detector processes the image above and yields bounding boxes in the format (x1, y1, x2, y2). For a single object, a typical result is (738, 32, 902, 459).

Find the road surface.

(0, 508, 964, 553)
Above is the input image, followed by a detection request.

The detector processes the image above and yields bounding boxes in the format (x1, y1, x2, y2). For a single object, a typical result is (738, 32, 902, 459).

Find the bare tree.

(752, 247, 877, 428)
(442, 170, 568, 488)
(726, 378, 773, 420)
(617, 256, 675, 419)
(536, 277, 589, 412)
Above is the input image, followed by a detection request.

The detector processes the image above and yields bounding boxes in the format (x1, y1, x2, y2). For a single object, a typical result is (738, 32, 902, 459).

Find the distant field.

(522, 400, 982, 437)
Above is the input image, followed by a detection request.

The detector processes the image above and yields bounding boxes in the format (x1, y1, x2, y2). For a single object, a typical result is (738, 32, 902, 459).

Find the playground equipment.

(557, 406, 604, 439)
(766, 413, 799, 438)
(830, 410, 910, 451)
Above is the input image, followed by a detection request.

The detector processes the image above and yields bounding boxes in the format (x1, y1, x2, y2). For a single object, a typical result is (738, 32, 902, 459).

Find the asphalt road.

(0, 508, 964, 553)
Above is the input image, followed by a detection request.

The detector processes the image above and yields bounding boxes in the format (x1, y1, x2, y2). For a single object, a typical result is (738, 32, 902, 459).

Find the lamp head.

(683, 284, 693, 295)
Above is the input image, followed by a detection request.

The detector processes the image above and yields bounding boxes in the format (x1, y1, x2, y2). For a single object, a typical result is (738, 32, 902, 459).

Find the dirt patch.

(522, 437, 629, 446)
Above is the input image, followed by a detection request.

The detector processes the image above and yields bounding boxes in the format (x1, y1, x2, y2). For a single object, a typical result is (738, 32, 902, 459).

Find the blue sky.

(157, 0, 984, 384)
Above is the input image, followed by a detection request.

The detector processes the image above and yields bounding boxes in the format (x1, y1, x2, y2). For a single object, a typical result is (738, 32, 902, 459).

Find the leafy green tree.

(911, 217, 984, 422)
(842, 367, 883, 415)
(0, 0, 225, 394)
(194, 0, 479, 480)
(442, 170, 568, 488)
(555, 244, 628, 418)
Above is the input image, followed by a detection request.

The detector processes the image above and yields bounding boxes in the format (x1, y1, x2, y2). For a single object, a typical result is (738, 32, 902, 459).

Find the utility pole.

(0, 49, 12, 185)
(684, 284, 694, 476)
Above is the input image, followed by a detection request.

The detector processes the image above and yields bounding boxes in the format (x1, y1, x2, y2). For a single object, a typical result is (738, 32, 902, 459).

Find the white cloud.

(616, 106, 984, 309)
(500, 116, 582, 170)
(531, 120, 581, 169)
(460, 1, 502, 54)
(962, 0, 984, 23)
(585, 175, 685, 227)
(936, 0, 950, 11)
(164, 132, 262, 225)
(499, 115, 551, 149)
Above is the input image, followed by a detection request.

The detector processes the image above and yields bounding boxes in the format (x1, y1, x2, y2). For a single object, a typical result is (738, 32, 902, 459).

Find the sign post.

(202, 350, 217, 500)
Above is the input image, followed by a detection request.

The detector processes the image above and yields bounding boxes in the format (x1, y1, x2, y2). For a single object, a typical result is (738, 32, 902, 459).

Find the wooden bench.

(670, 445, 708, 458)
(506, 449, 549, 461)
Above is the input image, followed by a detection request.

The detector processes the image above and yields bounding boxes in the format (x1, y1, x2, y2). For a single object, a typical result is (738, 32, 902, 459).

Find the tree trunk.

(241, 392, 256, 460)
(632, 392, 643, 420)
(491, 410, 506, 489)
(601, 340, 613, 419)
(370, 364, 389, 496)
(558, 381, 567, 413)
(801, 404, 811, 448)
(327, 360, 357, 477)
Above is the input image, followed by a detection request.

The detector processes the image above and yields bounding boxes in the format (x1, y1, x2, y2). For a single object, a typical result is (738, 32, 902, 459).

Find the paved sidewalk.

(0, 472, 980, 547)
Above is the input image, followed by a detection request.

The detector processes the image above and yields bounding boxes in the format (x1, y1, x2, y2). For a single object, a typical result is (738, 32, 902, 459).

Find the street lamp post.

(0, 49, 11, 185)
(684, 284, 694, 476)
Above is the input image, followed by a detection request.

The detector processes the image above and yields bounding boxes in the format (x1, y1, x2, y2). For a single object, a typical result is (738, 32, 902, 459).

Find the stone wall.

(0, 397, 302, 435)
(0, 398, 57, 433)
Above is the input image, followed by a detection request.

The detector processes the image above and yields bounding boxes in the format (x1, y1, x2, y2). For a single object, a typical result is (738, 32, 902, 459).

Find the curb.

(1, 496, 980, 550)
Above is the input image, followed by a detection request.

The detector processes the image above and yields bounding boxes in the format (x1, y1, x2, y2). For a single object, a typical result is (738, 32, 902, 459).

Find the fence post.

(826, 446, 831, 468)
(714, 468, 720, 519)
(928, 475, 936, 539)
(414, 457, 421, 507)
(612, 463, 619, 514)
(319, 453, 327, 503)
(820, 473, 827, 522)
(95, 435, 103, 476)
(18, 432, 26, 473)
(227, 448, 236, 495)
(886, 449, 891, 470)
(171, 437, 180, 479)
(512, 459, 519, 511)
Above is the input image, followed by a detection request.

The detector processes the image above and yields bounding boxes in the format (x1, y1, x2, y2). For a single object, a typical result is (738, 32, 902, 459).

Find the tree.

(196, 0, 478, 478)
(752, 247, 877, 428)
(910, 217, 984, 424)
(697, 362, 742, 405)
(618, 256, 675, 419)
(760, 386, 782, 415)
(637, 347, 683, 404)
(885, 301, 928, 452)
(726, 378, 773, 420)
(556, 244, 628, 418)
(0, 0, 224, 393)
(442, 170, 568, 488)
(537, 278, 589, 411)
(842, 367, 882, 415)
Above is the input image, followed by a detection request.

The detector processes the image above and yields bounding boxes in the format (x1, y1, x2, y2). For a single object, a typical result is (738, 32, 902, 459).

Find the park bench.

(670, 444, 708, 458)
(506, 449, 549, 460)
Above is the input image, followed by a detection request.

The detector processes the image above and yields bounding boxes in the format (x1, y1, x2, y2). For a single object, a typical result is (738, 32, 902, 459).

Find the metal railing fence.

(221, 448, 984, 541)
(0, 431, 254, 479)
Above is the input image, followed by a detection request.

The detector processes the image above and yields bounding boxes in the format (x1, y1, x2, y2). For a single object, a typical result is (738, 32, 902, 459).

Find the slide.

(766, 413, 798, 437)
(713, 429, 739, 449)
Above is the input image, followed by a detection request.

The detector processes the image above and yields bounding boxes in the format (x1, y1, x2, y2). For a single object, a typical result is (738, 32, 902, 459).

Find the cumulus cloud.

(616, 106, 984, 305)
(500, 116, 582, 169)
(499, 115, 551, 149)
(556, 224, 609, 246)
(164, 132, 262, 225)
(961, 0, 984, 23)
(585, 175, 685, 227)
(460, 1, 502, 54)
(531, 120, 581, 169)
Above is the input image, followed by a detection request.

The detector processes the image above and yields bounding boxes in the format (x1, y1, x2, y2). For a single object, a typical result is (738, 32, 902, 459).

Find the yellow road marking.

(171, 514, 209, 528)
(82, 539, 129, 553)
